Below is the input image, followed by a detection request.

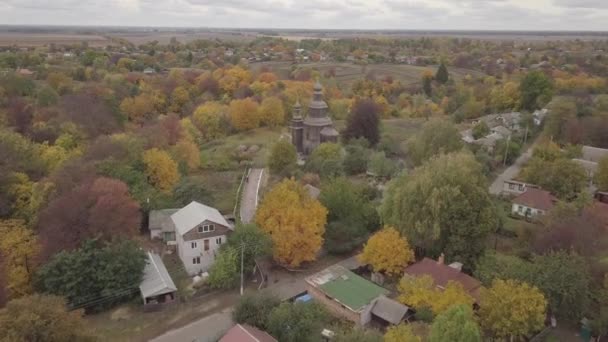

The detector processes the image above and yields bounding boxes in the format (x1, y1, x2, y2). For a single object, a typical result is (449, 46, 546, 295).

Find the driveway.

(239, 168, 264, 224)
(489, 142, 536, 195)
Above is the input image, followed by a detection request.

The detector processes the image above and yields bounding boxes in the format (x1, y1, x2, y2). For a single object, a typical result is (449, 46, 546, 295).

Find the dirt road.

(239, 168, 264, 224)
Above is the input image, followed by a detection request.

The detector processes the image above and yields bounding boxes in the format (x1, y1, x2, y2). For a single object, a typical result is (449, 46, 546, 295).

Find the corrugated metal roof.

(371, 296, 409, 325)
(149, 209, 178, 232)
(171, 201, 230, 236)
(139, 252, 177, 299)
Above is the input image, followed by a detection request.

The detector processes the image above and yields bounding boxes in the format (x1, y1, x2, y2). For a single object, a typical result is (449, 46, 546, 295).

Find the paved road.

(239, 168, 264, 224)
(489, 142, 536, 195)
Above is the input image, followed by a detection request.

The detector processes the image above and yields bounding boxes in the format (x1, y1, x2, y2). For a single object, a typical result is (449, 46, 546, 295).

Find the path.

(149, 255, 360, 342)
(239, 168, 264, 224)
(489, 141, 536, 195)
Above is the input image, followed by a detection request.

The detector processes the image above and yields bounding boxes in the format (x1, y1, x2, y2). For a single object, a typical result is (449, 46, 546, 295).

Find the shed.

(219, 324, 277, 342)
(370, 295, 410, 325)
(139, 252, 177, 311)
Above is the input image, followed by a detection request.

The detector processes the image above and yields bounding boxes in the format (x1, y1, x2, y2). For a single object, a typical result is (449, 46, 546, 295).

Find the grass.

(163, 253, 192, 296)
(197, 170, 242, 214)
(381, 117, 426, 155)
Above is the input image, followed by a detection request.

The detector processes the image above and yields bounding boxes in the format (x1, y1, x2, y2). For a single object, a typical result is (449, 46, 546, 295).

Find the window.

(509, 183, 517, 190)
(518, 205, 524, 214)
(204, 239, 210, 251)
(216, 237, 222, 245)
(192, 257, 201, 265)
(197, 226, 203, 233)
(198, 224, 216, 233)
(191, 242, 197, 249)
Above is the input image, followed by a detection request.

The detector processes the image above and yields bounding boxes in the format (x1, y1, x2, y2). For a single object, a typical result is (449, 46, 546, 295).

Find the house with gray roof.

(149, 209, 179, 244)
(172, 201, 233, 275)
(139, 252, 177, 311)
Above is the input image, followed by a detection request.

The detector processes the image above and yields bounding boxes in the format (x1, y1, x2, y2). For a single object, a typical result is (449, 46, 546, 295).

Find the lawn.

(197, 170, 243, 214)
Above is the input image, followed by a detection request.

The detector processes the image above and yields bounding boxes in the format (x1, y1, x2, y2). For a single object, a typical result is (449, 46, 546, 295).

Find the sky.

(1, 0, 607, 31)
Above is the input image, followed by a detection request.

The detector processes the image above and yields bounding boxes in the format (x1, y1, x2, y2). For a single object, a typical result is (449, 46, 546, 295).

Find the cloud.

(552, 0, 608, 9)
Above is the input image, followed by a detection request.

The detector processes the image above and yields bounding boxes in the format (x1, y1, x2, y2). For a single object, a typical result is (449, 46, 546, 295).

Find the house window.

(509, 183, 517, 190)
(216, 237, 222, 245)
(204, 239, 210, 251)
(191, 242, 197, 249)
(197, 226, 203, 233)
(198, 224, 216, 233)
(518, 205, 524, 214)
(518, 184, 525, 191)
(192, 257, 201, 265)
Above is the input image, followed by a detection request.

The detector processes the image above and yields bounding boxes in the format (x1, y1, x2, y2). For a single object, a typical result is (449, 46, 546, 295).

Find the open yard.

(250, 62, 486, 87)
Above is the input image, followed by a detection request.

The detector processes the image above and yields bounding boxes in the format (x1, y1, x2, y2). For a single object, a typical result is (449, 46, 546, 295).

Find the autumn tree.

(406, 119, 463, 166)
(522, 157, 587, 200)
(384, 324, 421, 342)
(520, 70, 553, 111)
(173, 176, 213, 206)
(479, 279, 547, 340)
(0, 294, 95, 342)
(0, 220, 39, 299)
(229, 98, 260, 131)
(37, 177, 141, 258)
(169, 86, 190, 113)
(36, 240, 147, 311)
(142, 148, 180, 193)
(343, 99, 381, 146)
(46, 72, 73, 95)
(429, 304, 482, 342)
(595, 156, 608, 191)
(306, 142, 344, 178)
(192, 101, 228, 141)
(382, 152, 499, 266)
(120, 94, 156, 125)
(255, 179, 327, 268)
(268, 139, 297, 175)
(172, 137, 200, 172)
(422, 70, 434, 96)
(398, 275, 475, 315)
(435, 62, 449, 84)
(359, 227, 414, 276)
(258, 96, 285, 127)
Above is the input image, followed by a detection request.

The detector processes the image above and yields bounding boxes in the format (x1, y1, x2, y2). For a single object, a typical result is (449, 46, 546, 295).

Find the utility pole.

(503, 134, 511, 166)
(240, 241, 244, 296)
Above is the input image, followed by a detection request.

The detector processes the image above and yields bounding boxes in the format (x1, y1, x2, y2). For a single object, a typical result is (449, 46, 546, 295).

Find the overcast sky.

(1, 0, 607, 31)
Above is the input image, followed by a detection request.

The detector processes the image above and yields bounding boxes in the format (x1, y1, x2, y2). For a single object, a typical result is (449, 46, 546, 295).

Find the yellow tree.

(358, 226, 414, 276)
(120, 94, 155, 125)
(219, 66, 252, 94)
(398, 275, 474, 315)
(172, 137, 200, 172)
(142, 148, 180, 193)
(0, 220, 39, 299)
(479, 279, 547, 340)
(384, 324, 422, 342)
(255, 179, 327, 268)
(192, 101, 228, 140)
(170, 86, 190, 113)
(259, 96, 285, 127)
(229, 98, 260, 131)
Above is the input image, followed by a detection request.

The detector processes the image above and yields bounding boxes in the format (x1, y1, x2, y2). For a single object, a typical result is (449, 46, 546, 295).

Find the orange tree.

(358, 226, 414, 276)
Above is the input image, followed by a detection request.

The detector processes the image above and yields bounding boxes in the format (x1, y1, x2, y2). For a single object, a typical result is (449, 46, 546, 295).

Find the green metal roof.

(318, 268, 389, 312)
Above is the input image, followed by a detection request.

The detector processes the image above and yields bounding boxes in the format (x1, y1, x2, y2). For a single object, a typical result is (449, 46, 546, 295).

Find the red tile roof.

(403, 258, 482, 301)
(220, 324, 277, 342)
(512, 188, 557, 211)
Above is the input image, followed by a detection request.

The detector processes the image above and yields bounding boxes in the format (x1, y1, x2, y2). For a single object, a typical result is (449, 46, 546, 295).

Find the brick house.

(511, 188, 557, 218)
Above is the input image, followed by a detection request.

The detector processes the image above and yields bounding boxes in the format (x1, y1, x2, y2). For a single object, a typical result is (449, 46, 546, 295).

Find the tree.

(406, 119, 463, 166)
(173, 176, 213, 207)
(255, 179, 327, 268)
(343, 99, 381, 146)
(207, 246, 239, 289)
(474, 252, 534, 286)
(267, 302, 328, 342)
(120, 94, 156, 125)
(334, 328, 383, 342)
(192, 101, 228, 141)
(523, 157, 587, 200)
(398, 275, 475, 315)
(142, 148, 180, 193)
(472, 121, 490, 140)
(382, 152, 499, 266)
(170, 86, 190, 113)
(268, 139, 297, 175)
(37, 177, 141, 259)
(422, 70, 433, 96)
(359, 227, 414, 276)
(343, 143, 371, 175)
(435, 62, 449, 84)
(172, 137, 200, 172)
(520, 70, 553, 111)
(36, 239, 146, 311)
(0, 220, 39, 299)
(429, 304, 482, 342)
(37, 86, 59, 107)
(227, 224, 272, 271)
(306, 142, 344, 178)
(368, 151, 398, 179)
(46, 72, 73, 95)
(259, 96, 285, 127)
(0, 294, 94, 342)
(384, 324, 421, 342)
(479, 279, 547, 340)
(229, 98, 260, 131)
(233, 292, 281, 330)
(595, 156, 608, 191)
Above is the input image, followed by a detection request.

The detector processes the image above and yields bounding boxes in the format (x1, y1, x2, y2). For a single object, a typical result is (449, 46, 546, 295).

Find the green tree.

(0, 294, 95, 342)
(595, 156, 608, 191)
(334, 328, 383, 342)
(226, 224, 272, 271)
(36, 86, 59, 107)
(268, 139, 297, 175)
(172, 176, 213, 207)
(343, 143, 371, 175)
(422, 70, 434, 97)
(523, 158, 587, 200)
(435, 62, 449, 84)
(429, 304, 482, 342)
(474, 252, 534, 286)
(520, 70, 553, 111)
(35, 240, 147, 311)
(382, 151, 499, 266)
(267, 302, 328, 342)
(406, 119, 463, 166)
(233, 292, 281, 330)
(306, 143, 344, 178)
(384, 324, 421, 342)
(207, 246, 239, 289)
(472, 121, 490, 140)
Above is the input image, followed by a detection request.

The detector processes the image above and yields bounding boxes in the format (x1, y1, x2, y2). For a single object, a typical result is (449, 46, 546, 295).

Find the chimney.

(437, 253, 445, 265)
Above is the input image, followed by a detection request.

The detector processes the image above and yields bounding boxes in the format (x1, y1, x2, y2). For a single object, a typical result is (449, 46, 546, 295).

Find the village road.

(239, 168, 264, 224)
(489, 142, 536, 195)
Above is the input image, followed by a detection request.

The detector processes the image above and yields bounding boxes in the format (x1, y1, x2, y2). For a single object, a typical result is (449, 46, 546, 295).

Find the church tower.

(290, 100, 304, 154)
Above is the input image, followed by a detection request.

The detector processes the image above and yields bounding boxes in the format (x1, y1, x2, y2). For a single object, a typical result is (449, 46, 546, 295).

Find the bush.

(233, 293, 281, 330)
(415, 306, 435, 323)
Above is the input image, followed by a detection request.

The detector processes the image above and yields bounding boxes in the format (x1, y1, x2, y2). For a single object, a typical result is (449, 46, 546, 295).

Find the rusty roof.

(403, 258, 482, 300)
(512, 188, 557, 211)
